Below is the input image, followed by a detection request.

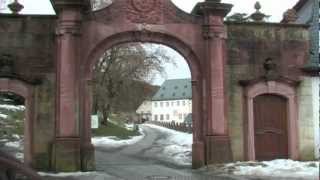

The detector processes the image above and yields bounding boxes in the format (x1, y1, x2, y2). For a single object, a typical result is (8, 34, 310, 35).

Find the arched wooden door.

(253, 94, 288, 160)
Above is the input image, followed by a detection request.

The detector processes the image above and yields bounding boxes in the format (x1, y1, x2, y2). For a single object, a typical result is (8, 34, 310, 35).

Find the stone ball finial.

(8, 0, 24, 14)
(254, 1, 261, 11)
(249, 1, 269, 22)
(282, 9, 298, 23)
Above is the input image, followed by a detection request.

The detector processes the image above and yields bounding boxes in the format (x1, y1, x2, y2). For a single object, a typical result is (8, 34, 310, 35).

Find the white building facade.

(136, 100, 152, 121)
(151, 79, 192, 124)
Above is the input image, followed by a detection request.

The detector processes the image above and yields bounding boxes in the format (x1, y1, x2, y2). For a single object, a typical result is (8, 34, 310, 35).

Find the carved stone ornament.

(282, 9, 298, 23)
(131, 0, 156, 13)
(263, 58, 279, 80)
(0, 54, 15, 76)
(8, 0, 24, 14)
(127, 0, 163, 24)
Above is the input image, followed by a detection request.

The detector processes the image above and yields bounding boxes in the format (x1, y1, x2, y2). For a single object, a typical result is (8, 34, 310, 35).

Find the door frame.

(243, 81, 299, 161)
(0, 78, 34, 166)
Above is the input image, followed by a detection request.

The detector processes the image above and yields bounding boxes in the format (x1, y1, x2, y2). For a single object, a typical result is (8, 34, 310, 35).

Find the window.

(172, 93, 176, 97)
(184, 113, 187, 118)
(154, 102, 158, 107)
(174, 86, 178, 89)
(177, 101, 180, 106)
(182, 100, 186, 106)
(171, 101, 174, 106)
(182, 92, 186, 96)
(166, 114, 170, 120)
(179, 113, 182, 119)
(154, 115, 158, 121)
(184, 85, 188, 88)
(160, 114, 164, 121)
(160, 102, 163, 107)
(166, 102, 169, 107)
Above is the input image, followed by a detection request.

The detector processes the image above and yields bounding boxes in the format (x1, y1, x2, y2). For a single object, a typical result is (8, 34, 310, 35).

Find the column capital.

(202, 25, 227, 39)
(192, 1, 233, 18)
(53, 0, 90, 11)
(56, 25, 81, 36)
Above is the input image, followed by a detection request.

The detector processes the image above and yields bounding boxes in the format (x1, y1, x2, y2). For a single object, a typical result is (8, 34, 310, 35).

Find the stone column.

(194, 0, 233, 164)
(191, 80, 205, 168)
(52, 0, 85, 172)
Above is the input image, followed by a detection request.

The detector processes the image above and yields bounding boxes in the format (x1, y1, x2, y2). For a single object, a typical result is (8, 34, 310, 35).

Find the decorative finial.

(282, 9, 298, 23)
(8, 0, 24, 14)
(249, 1, 269, 22)
(254, 1, 261, 11)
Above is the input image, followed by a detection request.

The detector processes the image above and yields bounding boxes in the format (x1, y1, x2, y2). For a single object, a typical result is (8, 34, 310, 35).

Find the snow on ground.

(0, 104, 25, 111)
(38, 171, 99, 177)
(38, 171, 117, 179)
(5, 140, 23, 150)
(0, 113, 8, 119)
(223, 159, 320, 179)
(143, 124, 192, 166)
(92, 128, 145, 148)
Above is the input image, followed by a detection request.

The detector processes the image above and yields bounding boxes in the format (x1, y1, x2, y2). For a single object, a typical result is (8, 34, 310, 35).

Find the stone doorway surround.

(242, 80, 299, 161)
(0, 78, 34, 166)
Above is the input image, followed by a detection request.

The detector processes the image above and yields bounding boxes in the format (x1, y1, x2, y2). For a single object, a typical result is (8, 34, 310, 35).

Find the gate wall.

(0, 0, 317, 172)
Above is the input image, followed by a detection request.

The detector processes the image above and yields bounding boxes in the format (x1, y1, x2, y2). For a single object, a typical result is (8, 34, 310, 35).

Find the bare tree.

(93, 43, 173, 126)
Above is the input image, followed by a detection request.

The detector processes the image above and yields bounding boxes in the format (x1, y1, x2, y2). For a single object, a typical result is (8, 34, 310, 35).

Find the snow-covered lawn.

(5, 140, 23, 150)
(144, 124, 192, 166)
(92, 128, 145, 148)
(0, 113, 8, 119)
(222, 159, 319, 179)
(3, 139, 24, 161)
(0, 104, 25, 111)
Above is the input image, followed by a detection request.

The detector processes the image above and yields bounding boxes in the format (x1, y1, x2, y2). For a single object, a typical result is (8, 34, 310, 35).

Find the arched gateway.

(53, 0, 233, 171)
(1, 0, 317, 173)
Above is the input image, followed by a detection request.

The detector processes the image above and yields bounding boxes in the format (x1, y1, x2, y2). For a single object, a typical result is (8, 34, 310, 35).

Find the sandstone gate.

(0, 0, 317, 172)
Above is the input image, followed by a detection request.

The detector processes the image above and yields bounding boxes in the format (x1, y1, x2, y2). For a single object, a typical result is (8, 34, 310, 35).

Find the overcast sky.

(0, 0, 299, 85)
(0, 0, 299, 21)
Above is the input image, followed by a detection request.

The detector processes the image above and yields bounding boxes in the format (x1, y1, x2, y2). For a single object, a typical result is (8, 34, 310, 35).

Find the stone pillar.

(52, 0, 85, 172)
(80, 80, 95, 171)
(191, 80, 205, 168)
(194, 0, 233, 164)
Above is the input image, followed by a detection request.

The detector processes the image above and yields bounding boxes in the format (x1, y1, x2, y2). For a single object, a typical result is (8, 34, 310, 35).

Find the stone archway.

(80, 31, 204, 169)
(0, 78, 34, 166)
(53, 0, 233, 171)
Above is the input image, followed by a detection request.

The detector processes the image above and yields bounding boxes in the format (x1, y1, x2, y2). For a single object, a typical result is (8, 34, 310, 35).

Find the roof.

(293, 0, 308, 11)
(152, 79, 192, 101)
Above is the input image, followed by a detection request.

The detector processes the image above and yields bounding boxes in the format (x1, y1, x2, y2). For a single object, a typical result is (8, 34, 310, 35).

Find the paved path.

(42, 125, 309, 180)
(95, 125, 207, 179)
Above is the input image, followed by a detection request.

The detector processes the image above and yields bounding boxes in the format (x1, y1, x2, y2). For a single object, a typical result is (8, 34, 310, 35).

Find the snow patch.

(39, 171, 101, 177)
(92, 128, 144, 148)
(0, 113, 8, 119)
(144, 124, 192, 166)
(15, 152, 24, 161)
(5, 140, 23, 150)
(226, 159, 319, 179)
(0, 104, 25, 111)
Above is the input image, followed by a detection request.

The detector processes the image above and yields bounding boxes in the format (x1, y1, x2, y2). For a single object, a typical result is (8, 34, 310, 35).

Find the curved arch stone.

(0, 78, 34, 166)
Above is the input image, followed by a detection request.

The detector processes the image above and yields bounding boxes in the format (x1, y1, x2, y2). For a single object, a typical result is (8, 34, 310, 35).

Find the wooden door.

(253, 94, 288, 160)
